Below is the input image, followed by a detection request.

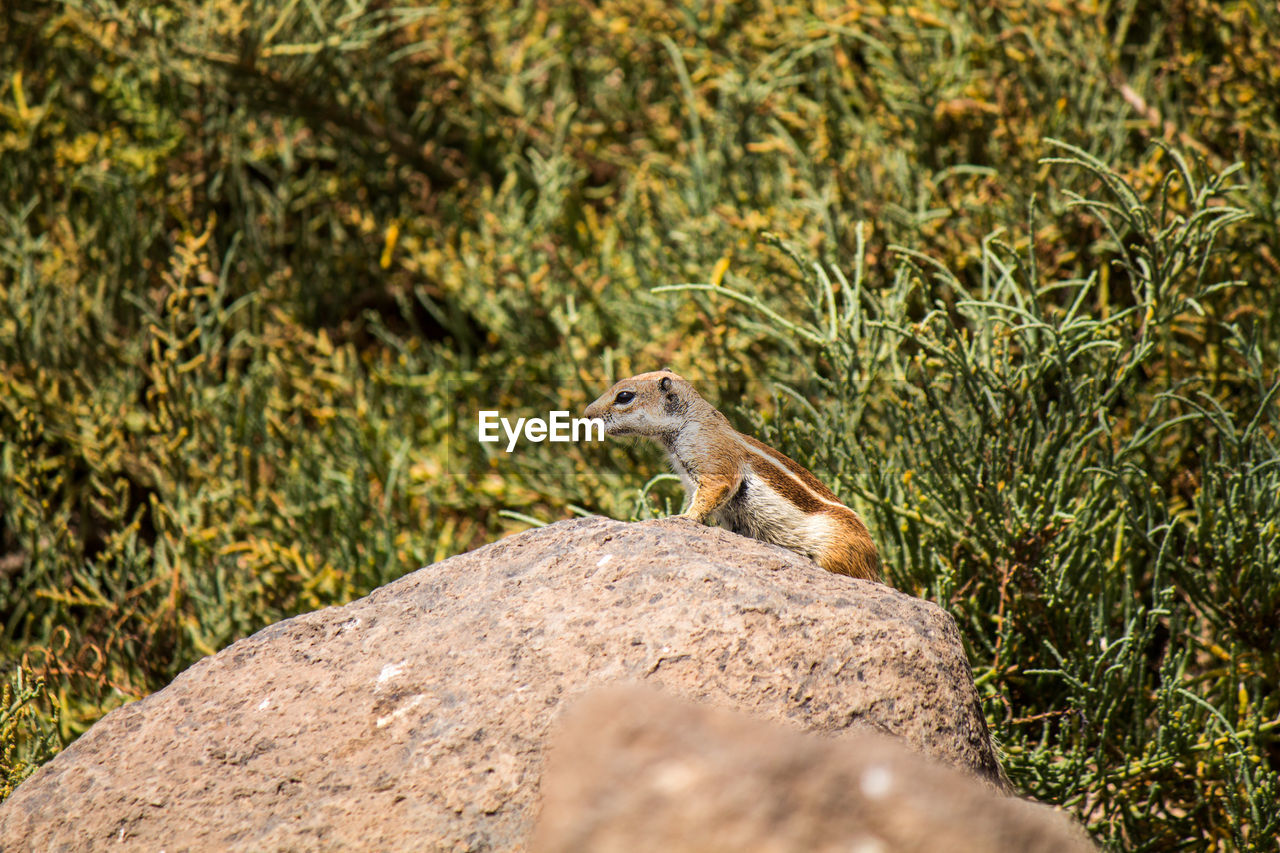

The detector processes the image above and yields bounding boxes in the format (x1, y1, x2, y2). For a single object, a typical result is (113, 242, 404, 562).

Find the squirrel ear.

(661, 366, 673, 372)
(660, 376, 672, 391)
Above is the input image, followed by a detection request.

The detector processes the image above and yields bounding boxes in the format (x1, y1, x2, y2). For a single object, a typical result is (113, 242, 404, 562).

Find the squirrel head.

(584, 370, 704, 438)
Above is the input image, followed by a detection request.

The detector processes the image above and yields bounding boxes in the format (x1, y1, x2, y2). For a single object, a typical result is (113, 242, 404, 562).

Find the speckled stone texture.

(1, 516, 1009, 852)
(533, 685, 1094, 853)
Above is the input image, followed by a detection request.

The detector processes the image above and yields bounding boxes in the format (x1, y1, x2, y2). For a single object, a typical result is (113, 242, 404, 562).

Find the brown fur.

(585, 370, 881, 581)
(740, 440, 834, 514)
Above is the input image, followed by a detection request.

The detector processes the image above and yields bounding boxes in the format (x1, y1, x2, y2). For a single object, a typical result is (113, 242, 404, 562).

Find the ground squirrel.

(584, 369, 881, 581)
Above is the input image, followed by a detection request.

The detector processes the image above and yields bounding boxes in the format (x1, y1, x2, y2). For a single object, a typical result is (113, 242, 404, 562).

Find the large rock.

(533, 685, 1093, 852)
(0, 516, 1008, 851)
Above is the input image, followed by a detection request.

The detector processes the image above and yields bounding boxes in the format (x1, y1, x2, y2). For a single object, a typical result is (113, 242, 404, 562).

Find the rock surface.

(533, 685, 1094, 852)
(1, 516, 1007, 851)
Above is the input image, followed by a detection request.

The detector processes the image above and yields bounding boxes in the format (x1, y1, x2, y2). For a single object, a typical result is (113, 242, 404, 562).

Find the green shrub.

(1, 665, 60, 800)
(671, 143, 1277, 848)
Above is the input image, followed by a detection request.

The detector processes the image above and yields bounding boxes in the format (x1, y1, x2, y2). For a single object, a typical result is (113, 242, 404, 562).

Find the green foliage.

(703, 144, 1278, 849)
(1, 665, 60, 800)
(1, 0, 1278, 848)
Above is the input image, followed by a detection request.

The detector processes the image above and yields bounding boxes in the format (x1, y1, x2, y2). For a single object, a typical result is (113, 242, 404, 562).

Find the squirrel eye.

(615, 391, 635, 405)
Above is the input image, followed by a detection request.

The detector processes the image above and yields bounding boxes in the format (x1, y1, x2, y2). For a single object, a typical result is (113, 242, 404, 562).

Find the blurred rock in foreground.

(534, 685, 1093, 853)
